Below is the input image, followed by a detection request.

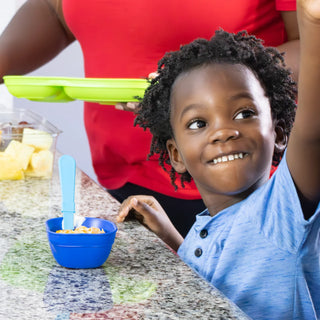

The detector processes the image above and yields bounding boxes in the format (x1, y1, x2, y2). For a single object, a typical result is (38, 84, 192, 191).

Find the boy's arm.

(286, 0, 320, 218)
(117, 195, 184, 252)
(0, 0, 75, 83)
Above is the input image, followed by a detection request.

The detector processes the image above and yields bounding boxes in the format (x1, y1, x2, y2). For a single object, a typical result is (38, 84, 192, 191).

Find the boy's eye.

(188, 119, 207, 130)
(234, 109, 255, 120)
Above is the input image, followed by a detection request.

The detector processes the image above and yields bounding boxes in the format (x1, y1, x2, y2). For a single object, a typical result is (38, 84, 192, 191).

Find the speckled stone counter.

(0, 157, 250, 320)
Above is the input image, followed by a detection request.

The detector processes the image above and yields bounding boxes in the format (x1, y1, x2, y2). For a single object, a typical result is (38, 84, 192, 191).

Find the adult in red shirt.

(0, 0, 298, 236)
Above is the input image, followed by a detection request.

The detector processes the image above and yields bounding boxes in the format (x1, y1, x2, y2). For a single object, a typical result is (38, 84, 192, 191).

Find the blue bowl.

(46, 217, 117, 269)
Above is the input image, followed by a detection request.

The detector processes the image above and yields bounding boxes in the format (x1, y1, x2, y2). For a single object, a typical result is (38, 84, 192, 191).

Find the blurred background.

(0, 1, 97, 183)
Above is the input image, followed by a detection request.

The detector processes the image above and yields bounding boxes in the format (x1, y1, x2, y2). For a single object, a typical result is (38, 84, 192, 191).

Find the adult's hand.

(114, 72, 159, 112)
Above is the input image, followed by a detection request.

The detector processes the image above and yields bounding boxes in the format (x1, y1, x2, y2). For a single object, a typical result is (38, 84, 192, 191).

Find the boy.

(117, 1, 320, 318)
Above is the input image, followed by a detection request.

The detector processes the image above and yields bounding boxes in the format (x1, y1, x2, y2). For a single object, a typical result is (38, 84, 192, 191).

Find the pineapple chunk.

(4, 140, 35, 170)
(0, 153, 24, 180)
(22, 128, 53, 150)
(25, 150, 54, 178)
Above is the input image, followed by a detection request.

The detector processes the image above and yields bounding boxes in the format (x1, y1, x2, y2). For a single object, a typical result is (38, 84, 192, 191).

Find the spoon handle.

(59, 155, 76, 230)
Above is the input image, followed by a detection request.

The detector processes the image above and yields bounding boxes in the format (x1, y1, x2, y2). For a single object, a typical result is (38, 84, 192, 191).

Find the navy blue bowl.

(46, 217, 117, 269)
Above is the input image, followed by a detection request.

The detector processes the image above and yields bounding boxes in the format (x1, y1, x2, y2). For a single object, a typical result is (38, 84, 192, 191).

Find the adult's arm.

(277, 10, 300, 82)
(0, 0, 75, 83)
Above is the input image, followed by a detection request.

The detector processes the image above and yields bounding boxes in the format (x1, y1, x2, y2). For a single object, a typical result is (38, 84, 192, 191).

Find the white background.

(0, 1, 97, 182)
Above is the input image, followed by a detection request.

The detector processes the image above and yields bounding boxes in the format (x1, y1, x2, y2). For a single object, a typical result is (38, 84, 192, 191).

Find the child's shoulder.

(237, 154, 315, 250)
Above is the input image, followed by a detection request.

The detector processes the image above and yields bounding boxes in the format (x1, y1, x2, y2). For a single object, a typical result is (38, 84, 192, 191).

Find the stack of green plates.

(3, 76, 149, 105)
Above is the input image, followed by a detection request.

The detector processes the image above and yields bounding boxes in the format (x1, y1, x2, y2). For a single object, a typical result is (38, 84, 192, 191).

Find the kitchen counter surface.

(0, 157, 250, 320)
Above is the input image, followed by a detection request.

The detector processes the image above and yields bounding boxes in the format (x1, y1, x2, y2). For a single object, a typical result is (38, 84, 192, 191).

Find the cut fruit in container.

(4, 140, 35, 170)
(22, 128, 53, 150)
(25, 150, 54, 178)
(0, 153, 24, 180)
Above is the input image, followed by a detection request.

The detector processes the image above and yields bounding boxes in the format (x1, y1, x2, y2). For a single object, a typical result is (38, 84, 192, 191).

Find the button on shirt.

(194, 248, 203, 257)
(178, 153, 320, 320)
(199, 229, 208, 238)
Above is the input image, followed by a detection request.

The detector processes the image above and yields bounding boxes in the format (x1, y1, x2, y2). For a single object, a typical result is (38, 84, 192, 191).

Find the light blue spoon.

(59, 155, 76, 230)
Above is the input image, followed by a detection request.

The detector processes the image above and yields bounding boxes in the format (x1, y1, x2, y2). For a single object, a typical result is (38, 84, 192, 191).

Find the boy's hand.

(117, 195, 184, 251)
(117, 195, 172, 234)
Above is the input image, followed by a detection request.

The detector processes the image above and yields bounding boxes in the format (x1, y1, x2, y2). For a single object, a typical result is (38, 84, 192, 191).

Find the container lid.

(0, 108, 61, 137)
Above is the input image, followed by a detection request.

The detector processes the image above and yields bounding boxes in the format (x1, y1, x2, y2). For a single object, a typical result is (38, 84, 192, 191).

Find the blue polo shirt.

(178, 153, 320, 320)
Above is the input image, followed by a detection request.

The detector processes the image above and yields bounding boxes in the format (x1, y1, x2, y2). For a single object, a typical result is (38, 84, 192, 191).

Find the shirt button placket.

(194, 229, 208, 257)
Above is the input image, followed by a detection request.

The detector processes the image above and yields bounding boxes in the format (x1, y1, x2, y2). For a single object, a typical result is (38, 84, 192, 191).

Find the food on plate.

(56, 226, 105, 234)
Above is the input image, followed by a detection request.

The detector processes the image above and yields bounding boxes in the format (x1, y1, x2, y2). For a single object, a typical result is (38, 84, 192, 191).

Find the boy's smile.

(167, 63, 279, 214)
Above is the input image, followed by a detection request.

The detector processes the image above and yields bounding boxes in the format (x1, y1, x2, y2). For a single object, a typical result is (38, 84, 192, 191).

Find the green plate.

(3, 76, 149, 104)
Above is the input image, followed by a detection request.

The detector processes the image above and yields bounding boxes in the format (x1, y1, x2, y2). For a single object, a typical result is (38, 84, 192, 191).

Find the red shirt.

(63, 0, 296, 199)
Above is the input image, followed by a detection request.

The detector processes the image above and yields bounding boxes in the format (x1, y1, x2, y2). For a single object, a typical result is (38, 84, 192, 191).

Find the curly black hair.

(135, 30, 297, 189)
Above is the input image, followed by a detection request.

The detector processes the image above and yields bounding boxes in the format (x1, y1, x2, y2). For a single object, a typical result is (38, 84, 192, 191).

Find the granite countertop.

(0, 157, 250, 320)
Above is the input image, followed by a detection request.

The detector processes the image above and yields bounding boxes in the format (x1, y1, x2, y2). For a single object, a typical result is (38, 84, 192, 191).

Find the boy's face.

(167, 63, 278, 209)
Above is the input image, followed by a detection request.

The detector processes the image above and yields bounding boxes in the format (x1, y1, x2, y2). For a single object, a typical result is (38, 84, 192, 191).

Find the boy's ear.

(274, 120, 287, 154)
(166, 138, 187, 174)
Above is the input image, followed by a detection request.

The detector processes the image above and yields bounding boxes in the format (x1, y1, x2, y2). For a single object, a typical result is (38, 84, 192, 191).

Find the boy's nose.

(209, 127, 240, 143)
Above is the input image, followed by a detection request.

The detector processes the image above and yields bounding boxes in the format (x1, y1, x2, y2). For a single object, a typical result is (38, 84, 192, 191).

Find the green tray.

(3, 76, 149, 104)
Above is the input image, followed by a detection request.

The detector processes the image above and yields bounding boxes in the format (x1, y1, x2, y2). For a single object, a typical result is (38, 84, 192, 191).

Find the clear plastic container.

(0, 108, 61, 180)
